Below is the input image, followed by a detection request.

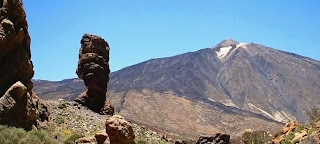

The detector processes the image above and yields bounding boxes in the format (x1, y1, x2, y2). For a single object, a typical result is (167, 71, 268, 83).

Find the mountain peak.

(212, 39, 242, 60)
(213, 39, 239, 48)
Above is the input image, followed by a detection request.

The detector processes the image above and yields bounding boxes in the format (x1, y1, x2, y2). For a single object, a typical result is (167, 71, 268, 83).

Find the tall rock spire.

(75, 34, 114, 115)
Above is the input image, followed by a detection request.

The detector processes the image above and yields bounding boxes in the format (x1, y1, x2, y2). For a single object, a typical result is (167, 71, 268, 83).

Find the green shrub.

(56, 116, 65, 124)
(284, 132, 295, 142)
(135, 139, 148, 144)
(0, 125, 59, 144)
(20, 129, 59, 144)
(241, 131, 271, 144)
(58, 102, 67, 109)
(294, 125, 306, 133)
(281, 140, 291, 144)
(306, 128, 318, 136)
(64, 133, 84, 144)
(0, 125, 25, 144)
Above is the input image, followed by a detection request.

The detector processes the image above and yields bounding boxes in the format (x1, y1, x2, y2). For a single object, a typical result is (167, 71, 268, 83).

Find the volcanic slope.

(34, 39, 320, 137)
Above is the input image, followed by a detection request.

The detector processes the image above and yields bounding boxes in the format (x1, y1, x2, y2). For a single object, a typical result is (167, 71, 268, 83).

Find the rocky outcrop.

(196, 133, 230, 144)
(75, 34, 113, 115)
(0, 0, 49, 130)
(272, 120, 320, 144)
(105, 115, 135, 144)
(273, 121, 299, 144)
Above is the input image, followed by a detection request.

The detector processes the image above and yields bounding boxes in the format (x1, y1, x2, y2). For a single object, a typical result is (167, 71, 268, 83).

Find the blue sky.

(24, 0, 320, 81)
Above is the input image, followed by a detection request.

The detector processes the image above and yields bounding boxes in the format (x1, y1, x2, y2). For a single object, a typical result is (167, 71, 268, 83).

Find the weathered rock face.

(196, 133, 230, 144)
(105, 115, 135, 144)
(75, 34, 113, 115)
(273, 121, 299, 144)
(0, 0, 49, 130)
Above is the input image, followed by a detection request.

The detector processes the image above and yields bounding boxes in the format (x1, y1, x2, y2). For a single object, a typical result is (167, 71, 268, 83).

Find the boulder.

(95, 131, 109, 144)
(75, 34, 113, 115)
(76, 137, 96, 144)
(0, 0, 49, 130)
(105, 115, 135, 144)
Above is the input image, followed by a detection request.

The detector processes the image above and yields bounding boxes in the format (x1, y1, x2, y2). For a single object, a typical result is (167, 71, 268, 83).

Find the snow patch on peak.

(215, 46, 232, 59)
(214, 42, 249, 60)
(236, 43, 248, 48)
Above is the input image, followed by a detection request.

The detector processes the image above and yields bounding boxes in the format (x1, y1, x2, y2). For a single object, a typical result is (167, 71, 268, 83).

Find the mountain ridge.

(33, 40, 320, 137)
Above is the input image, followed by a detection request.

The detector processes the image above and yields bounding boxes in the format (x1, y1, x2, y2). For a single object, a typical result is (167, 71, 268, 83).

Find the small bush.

(64, 133, 84, 144)
(20, 129, 59, 144)
(58, 102, 67, 109)
(281, 140, 291, 144)
(294, 125, 306, 133)
(56, 116, 65, 124)
(0, 125, 59, 144)
(306, 128, 318, 136)
(241, 131, 271, 144)
(284, 132, 295, 142)
(135, 139, 148, 144)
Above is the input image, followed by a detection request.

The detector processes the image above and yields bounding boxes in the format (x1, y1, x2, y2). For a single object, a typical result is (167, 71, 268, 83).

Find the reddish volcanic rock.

(75, 34, 113, 115)
(105, 115, 135, 144)
(95, 131, 109, 144)
(0, 0, 49, 130)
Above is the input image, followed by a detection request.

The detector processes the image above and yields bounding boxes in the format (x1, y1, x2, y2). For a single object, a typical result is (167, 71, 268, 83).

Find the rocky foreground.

(37, 100, 320, 144)
(45, 100, 180, 144)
